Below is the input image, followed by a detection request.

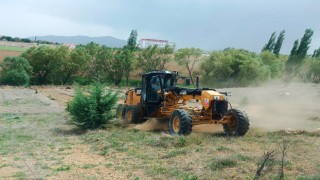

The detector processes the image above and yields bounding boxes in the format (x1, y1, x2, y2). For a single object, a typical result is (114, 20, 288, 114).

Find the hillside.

(29, 35, 127, 47)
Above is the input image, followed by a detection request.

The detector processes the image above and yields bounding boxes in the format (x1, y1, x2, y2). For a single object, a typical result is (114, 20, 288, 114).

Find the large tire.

(223, 109, 250, 136)
(169, 109, 193, 135)
(124, 105, 142, 124)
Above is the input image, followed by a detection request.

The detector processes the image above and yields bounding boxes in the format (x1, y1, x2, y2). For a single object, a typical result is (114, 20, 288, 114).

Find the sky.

(0, 0, 319, 54)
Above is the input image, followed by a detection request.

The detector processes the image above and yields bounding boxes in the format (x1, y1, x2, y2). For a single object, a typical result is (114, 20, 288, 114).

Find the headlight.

(180, 91, 187, 95)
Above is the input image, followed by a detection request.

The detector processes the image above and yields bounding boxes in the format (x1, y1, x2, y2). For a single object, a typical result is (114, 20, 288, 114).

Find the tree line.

(0, 35, 58, 45)
(0, 29, 319, 87)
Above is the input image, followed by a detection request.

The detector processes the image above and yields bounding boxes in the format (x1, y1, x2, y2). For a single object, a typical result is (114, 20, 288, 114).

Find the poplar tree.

(127, 30, 138, 51)
(262, 32, 276, 52)
(295, 29, 314, 61)
(273, 30, 285, 56)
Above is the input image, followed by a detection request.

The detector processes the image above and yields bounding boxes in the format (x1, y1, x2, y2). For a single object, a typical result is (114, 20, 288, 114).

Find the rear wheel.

(169, 109, 192, 135)
(124, 106, 143, 124)
(223, 109, 250, 136)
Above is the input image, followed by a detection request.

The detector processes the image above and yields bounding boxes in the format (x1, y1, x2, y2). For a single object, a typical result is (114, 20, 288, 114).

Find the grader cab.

(117, 70, 249, 136)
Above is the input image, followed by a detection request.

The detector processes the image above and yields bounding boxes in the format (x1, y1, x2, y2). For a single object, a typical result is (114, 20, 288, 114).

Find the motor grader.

(117, 70, 249, 136)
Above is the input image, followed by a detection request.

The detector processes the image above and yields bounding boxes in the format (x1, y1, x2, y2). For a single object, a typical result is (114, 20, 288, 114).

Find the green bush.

(0, 57, 32, 86)
(67, 84, 118, 129)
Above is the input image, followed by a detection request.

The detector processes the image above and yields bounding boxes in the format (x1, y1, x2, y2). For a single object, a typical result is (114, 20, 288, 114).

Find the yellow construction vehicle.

(117, 70, 249, 136)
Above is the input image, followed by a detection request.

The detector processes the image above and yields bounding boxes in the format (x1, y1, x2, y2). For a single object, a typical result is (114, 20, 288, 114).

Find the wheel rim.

(126, 110, 133, 123)
(172, 116, 180, 132)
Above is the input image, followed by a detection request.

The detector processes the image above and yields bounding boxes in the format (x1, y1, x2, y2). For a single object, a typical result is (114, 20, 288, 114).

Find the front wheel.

(223, 109, 250, 136)
(169, 109, 192, 135)
(124, 105, 145, 124)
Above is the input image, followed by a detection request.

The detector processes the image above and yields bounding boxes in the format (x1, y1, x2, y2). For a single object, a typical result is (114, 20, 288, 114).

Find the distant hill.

(28, 35, 127, 48)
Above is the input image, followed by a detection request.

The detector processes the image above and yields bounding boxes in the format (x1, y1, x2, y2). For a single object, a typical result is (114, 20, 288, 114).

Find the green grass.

(54, 165, 71, 172)
(209, 157, 238, 171)
(0, 45, 26, 52)
(12, 172, 27, 179)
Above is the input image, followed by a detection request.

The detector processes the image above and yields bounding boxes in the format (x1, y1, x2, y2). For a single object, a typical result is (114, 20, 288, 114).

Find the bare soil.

(0, 51, 21, 61)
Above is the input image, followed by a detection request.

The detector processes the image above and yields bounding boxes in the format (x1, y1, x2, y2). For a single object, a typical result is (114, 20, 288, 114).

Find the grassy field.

(0, 87, 320, 179)
(1, 112, 320, 179)
(0, 45, 26, 52)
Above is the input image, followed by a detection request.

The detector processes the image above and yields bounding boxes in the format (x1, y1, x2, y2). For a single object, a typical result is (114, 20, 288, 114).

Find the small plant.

(255, 149, 276, 179)
(278, 140, 291, 179)
(54, 165, 71, 172)
(67, 83, 118, 129)
(174, 136, 188, 147)
(210, 157, 237, 171)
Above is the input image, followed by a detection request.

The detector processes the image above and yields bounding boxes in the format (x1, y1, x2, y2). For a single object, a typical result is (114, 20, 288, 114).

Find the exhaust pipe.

(196, 76, 199, 89)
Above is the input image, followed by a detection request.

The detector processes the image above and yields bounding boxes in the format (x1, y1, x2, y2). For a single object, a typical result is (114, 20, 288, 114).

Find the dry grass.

(81, 125, 320, 179)
(1, 86, 320, 179)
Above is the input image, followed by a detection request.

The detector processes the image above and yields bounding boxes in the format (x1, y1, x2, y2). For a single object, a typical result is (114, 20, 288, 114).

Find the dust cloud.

(132, 81, 320, 132)
(133, 118, 169, 131)
(222, 81, 320, 131)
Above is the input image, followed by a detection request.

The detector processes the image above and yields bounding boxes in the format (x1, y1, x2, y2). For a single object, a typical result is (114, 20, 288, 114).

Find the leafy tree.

(261, 51, 285, 78)
(21, 38, 31, 43)
(126, 30, 138, 51)
(175, 48, 202, 86)
(122, 48, 134, 86)
(51, 46, 89, 84)
(238, 57, 270, 86)
(21, 46, 60, 84)
(13, 37, 21, 42)
(137, 45, 159, 72)
(92, 46, 113, 82)
(262, 32, 276, 52)
(158, 45, 174, 70)
(123, 30, 139, 85)
(273, 30, 285, 56)
(0, 57, 32, 86)
(200, 48, 271, 87)
(84, 42, 103, 81)
(137, 45, 174, 73)
(1, 36, 13, 41)
(49, 46, 70, 84)
(67, 84, 118, 129)
(97, 47, 128, 86)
